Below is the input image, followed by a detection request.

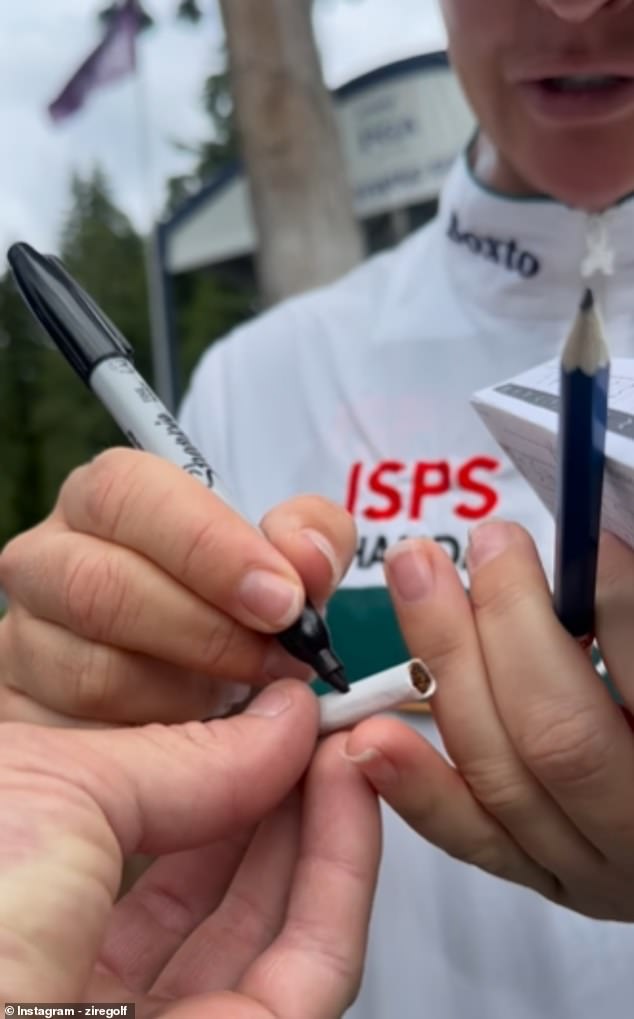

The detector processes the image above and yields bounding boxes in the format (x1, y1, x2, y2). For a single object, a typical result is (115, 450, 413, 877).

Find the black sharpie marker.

(8, 242, 350, 694)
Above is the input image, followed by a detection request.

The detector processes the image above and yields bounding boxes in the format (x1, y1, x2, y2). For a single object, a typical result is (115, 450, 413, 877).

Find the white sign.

(337, 65, 473, 216)
(165, 56, 475, 273)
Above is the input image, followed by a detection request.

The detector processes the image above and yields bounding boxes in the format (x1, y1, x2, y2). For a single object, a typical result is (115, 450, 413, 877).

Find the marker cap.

(8, 242, 133, 383)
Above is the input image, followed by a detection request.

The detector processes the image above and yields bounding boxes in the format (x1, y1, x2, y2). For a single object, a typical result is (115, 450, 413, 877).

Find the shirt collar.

(438, 152, 634, 324)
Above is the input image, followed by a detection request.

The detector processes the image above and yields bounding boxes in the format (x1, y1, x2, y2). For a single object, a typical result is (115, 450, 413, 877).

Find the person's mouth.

(514, 66, 634, 124)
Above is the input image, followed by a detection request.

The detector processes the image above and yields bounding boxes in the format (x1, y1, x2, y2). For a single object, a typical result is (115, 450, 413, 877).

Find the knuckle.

(470, 574, 533, 624)
(177, 717, 230, 754)
(469, 526, 545, 621)
(62, 549, 132, 640)
(0, 614, 21, 691)
(454, 833, 518, 881)
(221, 885, 280, 951)
(305, 494, 356, 539)
(281, 915, 358, 987)
(196, 616, 238, 673)
(133, 878, 195, 938)
(59, 460, 90, 502)
(142, 718, 247, 818)
(461, 755, 532, 818)
(0, 534, 24, 590)
(65, 642, 125, 719)
(518, 700, 612, 790)
(1, 520, 69, 601)
(259, 502, 296, 538)
(269, 493, 341, 521)
(74, 450, 139, 538)
(262, 494, 356, 546)
(178, 515, 226, 582)
(411, 619, 472, 683)
(0, 530, 38, 591)
(153, 717, 238, 769)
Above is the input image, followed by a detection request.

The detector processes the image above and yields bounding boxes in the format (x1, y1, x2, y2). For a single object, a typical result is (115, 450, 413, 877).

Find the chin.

(520, 138, 634, 212)
(543, 171, 634, 212)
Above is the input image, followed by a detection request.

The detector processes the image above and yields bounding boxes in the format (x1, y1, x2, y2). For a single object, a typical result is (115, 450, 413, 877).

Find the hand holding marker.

(8, 242, 350, 695)
(11, 251, 612, 719)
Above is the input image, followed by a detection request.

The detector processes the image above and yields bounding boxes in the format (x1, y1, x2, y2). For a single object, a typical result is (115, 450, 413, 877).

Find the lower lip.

(518, 79, 634, 124)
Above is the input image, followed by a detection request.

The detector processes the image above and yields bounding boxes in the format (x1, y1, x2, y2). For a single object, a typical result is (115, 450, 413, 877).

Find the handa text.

(354, 531, 466, 570)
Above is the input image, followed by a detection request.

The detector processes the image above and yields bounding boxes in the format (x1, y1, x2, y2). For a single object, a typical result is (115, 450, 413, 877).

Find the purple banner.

(48, 1, 141, 122)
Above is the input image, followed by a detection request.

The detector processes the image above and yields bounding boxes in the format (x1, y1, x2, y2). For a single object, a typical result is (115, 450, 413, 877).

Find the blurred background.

(0, 0, 473, 589)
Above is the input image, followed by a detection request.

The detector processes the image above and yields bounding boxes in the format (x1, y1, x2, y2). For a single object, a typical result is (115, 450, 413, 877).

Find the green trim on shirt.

(312, 586, 408, 695)
(312, 586, 624, 709)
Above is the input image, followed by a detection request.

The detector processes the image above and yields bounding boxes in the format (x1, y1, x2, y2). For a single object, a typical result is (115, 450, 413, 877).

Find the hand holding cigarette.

(0, 681, 381, 1007)
(344, 528, 634, 923)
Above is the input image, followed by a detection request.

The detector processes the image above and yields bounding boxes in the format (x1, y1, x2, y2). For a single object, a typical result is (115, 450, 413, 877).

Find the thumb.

(0, 680, 319, 1000)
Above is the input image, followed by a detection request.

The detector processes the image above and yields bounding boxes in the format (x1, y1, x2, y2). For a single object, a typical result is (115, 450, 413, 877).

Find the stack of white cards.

(471, 357, 634, 551)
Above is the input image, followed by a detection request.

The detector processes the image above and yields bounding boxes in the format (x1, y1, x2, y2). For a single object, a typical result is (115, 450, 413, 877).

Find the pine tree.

(0, 168, 150, 546)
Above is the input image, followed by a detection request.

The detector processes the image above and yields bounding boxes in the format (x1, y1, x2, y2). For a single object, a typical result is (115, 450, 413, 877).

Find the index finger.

(239, 733, 381, 1019)
(58, 449, 307, 634)
(467, 520, 634, 869)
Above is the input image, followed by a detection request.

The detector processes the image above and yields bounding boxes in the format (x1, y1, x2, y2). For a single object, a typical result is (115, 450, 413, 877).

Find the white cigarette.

(318, 658, 436, 735)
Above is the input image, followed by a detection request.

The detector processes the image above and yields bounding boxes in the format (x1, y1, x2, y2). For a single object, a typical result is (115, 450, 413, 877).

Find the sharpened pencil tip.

(562, 284, 609, 373)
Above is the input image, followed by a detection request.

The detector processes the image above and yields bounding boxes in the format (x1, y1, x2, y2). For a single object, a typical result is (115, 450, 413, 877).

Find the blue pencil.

(554, 289, 610, 644)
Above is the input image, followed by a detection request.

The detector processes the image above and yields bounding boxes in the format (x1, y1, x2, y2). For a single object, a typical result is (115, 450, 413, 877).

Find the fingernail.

(384, 541, 435, 603)
(300, 528, 342, 588)
(341, 744, 398, 785)
(467, 520, 514, 572)
(238, 570, 304, 627)
(246, 685, 293, 718)
(342, 747, 381, 765)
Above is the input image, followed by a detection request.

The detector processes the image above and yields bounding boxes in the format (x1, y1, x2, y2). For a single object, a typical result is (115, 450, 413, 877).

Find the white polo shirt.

(180, 154, 634, 1019)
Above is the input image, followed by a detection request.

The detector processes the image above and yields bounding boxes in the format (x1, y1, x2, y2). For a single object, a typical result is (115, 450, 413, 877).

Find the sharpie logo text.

(155, 412, 215, 489)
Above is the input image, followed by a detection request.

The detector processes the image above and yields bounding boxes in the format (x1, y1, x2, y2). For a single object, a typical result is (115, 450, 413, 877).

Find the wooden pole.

(219, 0, 364, 304)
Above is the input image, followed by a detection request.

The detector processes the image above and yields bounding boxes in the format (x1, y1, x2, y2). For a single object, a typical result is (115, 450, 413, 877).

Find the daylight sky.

(0, 0, 446, 265)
